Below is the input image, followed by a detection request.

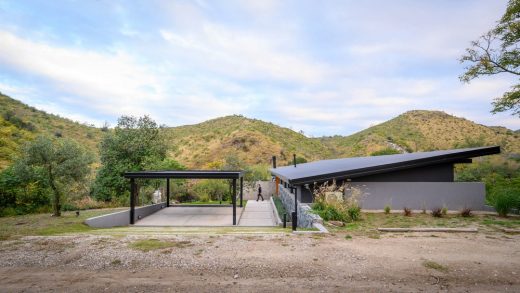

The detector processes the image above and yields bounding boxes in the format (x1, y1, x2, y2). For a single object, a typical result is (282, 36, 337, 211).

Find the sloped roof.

(270, 146, 500, 185)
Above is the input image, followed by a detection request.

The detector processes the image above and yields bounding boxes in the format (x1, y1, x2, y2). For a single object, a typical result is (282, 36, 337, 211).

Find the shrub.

(441, 207, 448, 216)
(403, 207, 412, 216)
(347, 205, 361, 221)
(488, 184, 520, 217)
(460, 208, 472, 217)
(431, 207, 443, 218)
(384, 205, 391, 214)
(311, 180, 362, 223)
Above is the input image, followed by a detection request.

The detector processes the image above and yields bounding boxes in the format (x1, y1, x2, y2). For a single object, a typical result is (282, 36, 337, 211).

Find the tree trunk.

(48, 166, 61, 217)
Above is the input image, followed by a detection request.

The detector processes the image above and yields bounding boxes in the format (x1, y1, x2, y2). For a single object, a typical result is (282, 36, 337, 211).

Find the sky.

(0, 0, 518, 137)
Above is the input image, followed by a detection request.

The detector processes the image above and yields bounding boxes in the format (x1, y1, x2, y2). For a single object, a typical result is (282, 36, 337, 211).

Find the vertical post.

(293, 154, 296, 167)
(239, 177, 243, 208)
(166, 178, 170, 207)
(130, 178, 135, 225)
(272, 156, 277, 168)
(275, 177, 280, 195)
(293, 186, 298, 230)
(232, 178, 237, 225)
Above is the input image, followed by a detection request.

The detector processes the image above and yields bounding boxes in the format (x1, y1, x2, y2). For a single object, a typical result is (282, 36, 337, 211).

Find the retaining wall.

(279, 185, 322, 228)
(85, 203, 166, 228)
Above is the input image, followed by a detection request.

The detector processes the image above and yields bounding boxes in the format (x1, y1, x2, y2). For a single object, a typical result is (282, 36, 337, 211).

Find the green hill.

(164, 115, 332, 168)
(0, 92, 103, 168)
(317, 110, 520, 157)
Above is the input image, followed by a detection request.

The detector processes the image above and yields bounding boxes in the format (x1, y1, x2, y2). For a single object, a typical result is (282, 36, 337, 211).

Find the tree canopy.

(15, 136, 94, 216)
(92, 115, 169, 201)
(460, 0, 520, 116)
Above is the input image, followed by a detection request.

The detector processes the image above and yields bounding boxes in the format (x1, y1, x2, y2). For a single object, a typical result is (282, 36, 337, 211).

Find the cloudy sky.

(0, 0, 518, 136)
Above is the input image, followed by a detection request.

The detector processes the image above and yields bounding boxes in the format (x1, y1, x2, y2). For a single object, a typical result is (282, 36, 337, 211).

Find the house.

(270, 146, 500, 211)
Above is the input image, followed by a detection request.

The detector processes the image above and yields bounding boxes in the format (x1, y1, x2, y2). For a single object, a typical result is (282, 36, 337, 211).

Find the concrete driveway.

(134, 206, 243, 227)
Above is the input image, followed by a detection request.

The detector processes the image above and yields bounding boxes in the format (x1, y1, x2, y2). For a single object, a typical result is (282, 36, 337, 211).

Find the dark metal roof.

(270, 146, 500, 185)
(124, 170, 245, 179)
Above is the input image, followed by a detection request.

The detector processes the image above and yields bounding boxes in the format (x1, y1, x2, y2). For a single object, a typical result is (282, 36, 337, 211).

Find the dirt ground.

(0, 231, 519, 292)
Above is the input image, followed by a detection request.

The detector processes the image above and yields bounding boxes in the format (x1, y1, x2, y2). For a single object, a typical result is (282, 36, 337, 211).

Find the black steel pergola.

(123, 170, 245, 225)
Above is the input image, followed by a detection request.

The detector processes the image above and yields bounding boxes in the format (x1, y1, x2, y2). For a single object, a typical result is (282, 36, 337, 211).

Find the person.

(256, 184, 264, 201)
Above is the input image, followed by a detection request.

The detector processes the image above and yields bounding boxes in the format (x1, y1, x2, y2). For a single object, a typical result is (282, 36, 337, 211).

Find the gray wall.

(85, 203, 166, 228)
(349, 182, 492, 211)
(243, 181, 275, 200)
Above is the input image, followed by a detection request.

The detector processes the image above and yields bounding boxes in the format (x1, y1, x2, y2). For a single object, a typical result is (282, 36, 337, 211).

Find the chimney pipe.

(293, 154, 297, 167)
(272, 156, 277, 169)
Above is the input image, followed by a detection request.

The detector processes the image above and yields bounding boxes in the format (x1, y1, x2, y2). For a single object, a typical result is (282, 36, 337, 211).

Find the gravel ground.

(0, 232, 519, 292)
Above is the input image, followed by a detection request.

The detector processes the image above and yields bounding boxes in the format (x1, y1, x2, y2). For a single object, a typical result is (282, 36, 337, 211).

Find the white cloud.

(159, 22, 331, 84)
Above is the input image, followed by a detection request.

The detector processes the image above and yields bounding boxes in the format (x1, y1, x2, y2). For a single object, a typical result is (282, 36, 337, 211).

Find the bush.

(488, 181, 520, 217)
(347, 205, 361, 221)
(311, 180, 362, 222)
(403, 207, 412, 216)
(460, 208, 472, 217)
(441, 207, 448, 216)
(384, 205, 391, 214)
(431, 207, 443, 218)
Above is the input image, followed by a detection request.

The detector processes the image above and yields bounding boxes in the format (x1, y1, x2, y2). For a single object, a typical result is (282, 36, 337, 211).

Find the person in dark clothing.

(256, 184, 264, 201)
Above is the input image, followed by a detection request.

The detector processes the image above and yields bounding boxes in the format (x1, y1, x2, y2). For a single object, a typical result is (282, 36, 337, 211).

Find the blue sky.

(0, 0, 518, 136)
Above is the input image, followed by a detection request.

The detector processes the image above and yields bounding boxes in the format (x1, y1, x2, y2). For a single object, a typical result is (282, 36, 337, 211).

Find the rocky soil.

(0, 232, 519, 292)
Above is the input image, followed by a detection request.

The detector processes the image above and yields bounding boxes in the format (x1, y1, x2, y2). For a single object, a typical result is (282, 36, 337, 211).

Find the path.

(238, 200, 276, 226)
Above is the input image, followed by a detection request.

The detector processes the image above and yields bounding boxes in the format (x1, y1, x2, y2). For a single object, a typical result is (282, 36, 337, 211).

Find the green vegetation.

(0, 92, 103, 169)
(92, 115, 180, 202)
(0, 208, 123, 240)
(128, 239, 193, 252)
(311, 181, 362, 223)
(384, 205, 391, 214)
(273, 196, 287, 220)
(422, 260, 449, 272)
(370, 148, 401, 156)
(326, 212, 520, 237)
(1, 136, 94, 217)
(460, 0, 520, 116)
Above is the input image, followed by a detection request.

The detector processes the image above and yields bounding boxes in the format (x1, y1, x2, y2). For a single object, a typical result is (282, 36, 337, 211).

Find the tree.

(15, 136, 94, 216)
(92, 115, 168, 201)
(460, 0, 520, 116)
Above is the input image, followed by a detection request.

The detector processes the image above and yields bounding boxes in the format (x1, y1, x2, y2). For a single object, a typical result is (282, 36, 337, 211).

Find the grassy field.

(0, 208, 125, 240)
(325, 212, 520, 238)
(2, 208, 519, 241)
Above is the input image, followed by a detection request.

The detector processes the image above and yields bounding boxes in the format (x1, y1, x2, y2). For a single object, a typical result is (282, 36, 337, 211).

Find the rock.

(233, 274, 239, 279)
(328, 221, 344, 227)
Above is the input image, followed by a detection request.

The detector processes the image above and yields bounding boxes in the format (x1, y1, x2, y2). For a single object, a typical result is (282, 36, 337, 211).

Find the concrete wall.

(85, 203, 166, 228)
(242, 181, 275, 200)
(279, 184, 322, 228)
(349, 182, 492, 211)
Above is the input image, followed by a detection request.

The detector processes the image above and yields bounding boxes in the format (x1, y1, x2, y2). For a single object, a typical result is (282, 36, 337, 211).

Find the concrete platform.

(133, 206, 243, 227)
(238, 200, 276, 226)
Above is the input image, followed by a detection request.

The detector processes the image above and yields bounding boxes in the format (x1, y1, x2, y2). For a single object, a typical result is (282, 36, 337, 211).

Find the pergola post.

(232, 178, 237, 225)
(292, 186, 298, 231)
(239, 177, 243, 207)
(130, 178, 136, 225)
(166, 178, 170, 207)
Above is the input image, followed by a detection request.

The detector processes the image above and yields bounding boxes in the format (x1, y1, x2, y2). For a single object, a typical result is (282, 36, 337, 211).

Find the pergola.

(123, 170, 245, 225)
